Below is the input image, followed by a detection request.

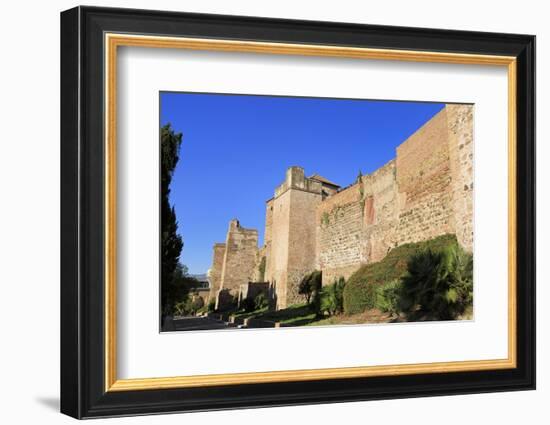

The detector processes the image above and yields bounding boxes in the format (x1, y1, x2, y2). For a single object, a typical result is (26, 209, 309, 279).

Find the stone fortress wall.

(208, 243, 226, 301)
(210, 219, 259, 309)
(209, 104, 473, 310)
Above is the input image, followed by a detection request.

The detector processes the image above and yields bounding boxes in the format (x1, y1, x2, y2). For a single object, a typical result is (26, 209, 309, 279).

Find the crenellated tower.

(264, 166, 339, 308)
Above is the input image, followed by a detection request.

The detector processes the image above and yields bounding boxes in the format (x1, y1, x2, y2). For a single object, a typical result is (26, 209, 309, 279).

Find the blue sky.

(161, 92, 444, 274)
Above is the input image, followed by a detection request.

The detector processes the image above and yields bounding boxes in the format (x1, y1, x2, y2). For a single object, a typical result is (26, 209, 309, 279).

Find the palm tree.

(399, 245, 473, 321)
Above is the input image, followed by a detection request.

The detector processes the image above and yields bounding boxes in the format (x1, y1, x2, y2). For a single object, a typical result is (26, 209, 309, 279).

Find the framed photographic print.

(60, 6, 535, 419)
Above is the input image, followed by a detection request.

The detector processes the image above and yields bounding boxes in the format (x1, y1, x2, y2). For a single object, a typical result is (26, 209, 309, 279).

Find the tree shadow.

(259, 304, 312, 321)
(281, 317, 320, 327)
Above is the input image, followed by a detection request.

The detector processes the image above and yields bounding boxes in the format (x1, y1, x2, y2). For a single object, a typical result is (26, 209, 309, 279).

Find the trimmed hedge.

(343, 234, 459, 314)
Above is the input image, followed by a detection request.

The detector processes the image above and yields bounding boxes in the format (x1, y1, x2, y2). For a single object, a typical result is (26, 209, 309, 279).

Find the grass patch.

(232, 306, 268, 320)
(255, 303, 317, 326)
(234, 303, 320, 327)
(306, 309, 393, 326)
(234, 302, 399, 328)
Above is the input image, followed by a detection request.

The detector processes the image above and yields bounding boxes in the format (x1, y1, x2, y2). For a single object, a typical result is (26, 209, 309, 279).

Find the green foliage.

(196, 304, 209, 315)
(216, 289, 238, 312)
(298, 270, 322, 304)
(375, 280, 402, 315)
(343, 234, 459, 314)
(320, 211, 330, 227)
(192, 296, 205, 312)
(254, 292, 269, 310)
(247, 303, 315, 326)
(163, 263, 198, 317)
(207, 298, 216, 313)
(174, 293, 205, 316)
(399, 244, 473, 321)
(343, 278, 377, 314)
(173, 301, 186, 317)
(240, 297, 256, 313)
(161, 123, 184, 317)
(318, 277, 346, 316)
(240, 292, 269, 313)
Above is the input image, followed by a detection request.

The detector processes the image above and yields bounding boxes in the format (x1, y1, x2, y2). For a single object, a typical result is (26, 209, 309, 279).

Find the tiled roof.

(308, 174, 340, 187)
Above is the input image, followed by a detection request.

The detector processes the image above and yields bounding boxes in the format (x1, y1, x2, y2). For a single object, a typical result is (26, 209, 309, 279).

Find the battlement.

(274, 166, 318, 197)
(273, 166, 340, 199)
(228, 218, 257, 235)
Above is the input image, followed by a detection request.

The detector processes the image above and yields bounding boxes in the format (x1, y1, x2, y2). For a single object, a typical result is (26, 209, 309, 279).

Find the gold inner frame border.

(104, 33, 517, 392)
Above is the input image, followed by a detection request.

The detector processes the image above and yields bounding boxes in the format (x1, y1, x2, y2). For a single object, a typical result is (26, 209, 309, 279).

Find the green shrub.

(162, 263, 200, 317)
(207, 298, 216, 313)
(196, 303, 209, 315)
(310, 288, 321, 316)
(399, 244, 473, 321)
(192, 296, 205, 313)
(254, 292, 269, 310)
(343, 234, 459, 314)
(343, 279, 377, 314)
(217, 289, 238, 312)
(240, 297, 256, 313)
(173, 294, 205, 316)
(299, 270, 322, 304)
(375, 280, 402, 315)
(173, 300, 187, 316)
(319, 277, 346, 316)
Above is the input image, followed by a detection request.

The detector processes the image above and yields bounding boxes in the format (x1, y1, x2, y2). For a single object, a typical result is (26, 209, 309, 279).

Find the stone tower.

(264, 166, 339, 309)
(208, 243, 226, 301)
(213, 219, 258, 309)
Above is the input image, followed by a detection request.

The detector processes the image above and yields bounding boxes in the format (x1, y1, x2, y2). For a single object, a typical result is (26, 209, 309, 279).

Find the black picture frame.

(60, 5, 535, 419)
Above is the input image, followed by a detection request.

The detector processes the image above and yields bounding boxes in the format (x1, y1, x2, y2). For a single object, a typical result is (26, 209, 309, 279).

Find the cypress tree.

(160, 124, 184, 317)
